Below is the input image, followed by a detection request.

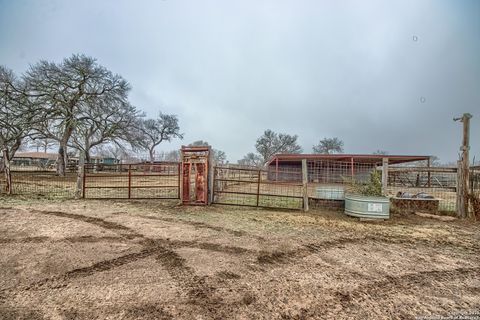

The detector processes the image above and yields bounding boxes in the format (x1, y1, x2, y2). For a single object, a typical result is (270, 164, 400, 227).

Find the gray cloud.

(1, 0, 479, 163)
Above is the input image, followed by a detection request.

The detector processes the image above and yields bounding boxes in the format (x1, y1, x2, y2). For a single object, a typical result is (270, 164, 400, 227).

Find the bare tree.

(313, 137, 344, 154)
(188, 140, 227, 164)
(29, 138, 56, 153)
(69, 100, 141, 162)
(95, 143, 135, 164)
(156, 150, 181, 162)
(238, 152, 263, 168)
(136, 113, 183, 163)
(255, 129, 302, 164)
(25, 54, 130, 175)
(0, 66, 38, 193)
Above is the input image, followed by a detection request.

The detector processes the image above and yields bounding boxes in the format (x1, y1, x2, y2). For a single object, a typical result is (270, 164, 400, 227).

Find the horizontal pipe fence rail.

(386, 166, 458, 213)
(83, 162, 181, 200)
(212, 165, 304, 210)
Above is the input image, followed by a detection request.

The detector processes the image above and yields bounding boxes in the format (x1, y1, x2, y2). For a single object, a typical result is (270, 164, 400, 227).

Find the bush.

(347, 170, 383, 197)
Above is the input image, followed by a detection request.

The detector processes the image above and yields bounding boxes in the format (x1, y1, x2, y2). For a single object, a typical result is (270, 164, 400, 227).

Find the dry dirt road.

(0, 198, 479, 319)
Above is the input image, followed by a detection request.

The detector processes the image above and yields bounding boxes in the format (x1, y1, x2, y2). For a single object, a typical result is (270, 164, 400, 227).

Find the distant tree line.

(237, 132, 449, 168)
(238, 130, 346, 167)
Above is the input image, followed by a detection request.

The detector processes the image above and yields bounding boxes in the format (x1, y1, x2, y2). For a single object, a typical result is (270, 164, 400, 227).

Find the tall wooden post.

(302, 159, 309, 211)
(382, 158, 389, 195)
(454, 113, 472, 218)
(75, 152, 85, 199)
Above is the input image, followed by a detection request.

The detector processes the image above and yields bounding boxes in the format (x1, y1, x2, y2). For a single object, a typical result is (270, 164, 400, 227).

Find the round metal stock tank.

(315, 186, 345, 200)
(344, 194, 390, 219)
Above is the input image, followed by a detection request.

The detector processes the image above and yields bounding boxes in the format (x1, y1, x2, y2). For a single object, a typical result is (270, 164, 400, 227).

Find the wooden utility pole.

(454, 113, 472, 218)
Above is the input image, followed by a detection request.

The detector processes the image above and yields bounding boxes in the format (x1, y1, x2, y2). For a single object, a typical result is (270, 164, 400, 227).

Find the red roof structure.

(267, 154, 431, 166)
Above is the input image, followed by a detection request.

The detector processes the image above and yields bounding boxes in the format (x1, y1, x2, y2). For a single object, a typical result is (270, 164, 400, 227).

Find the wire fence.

(83, 163, 180, 199)
(213, 165, 304, 209)
(387, 167, 457, 212)
(0, 170, 77, 198)
(0, 158, 477, 216)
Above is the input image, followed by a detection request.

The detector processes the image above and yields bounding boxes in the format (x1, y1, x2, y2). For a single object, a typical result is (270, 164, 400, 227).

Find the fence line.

(1, 159, 478, 216)
(213, 165, 304, 210)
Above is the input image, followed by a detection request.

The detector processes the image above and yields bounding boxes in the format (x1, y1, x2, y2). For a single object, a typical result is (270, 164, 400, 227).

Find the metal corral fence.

(387, 166, 457, 212)
(470, 166, 480, 216)
(213, 165, 304, 210)
(83, 162, 180, 199)
(0, 169, 77, 198)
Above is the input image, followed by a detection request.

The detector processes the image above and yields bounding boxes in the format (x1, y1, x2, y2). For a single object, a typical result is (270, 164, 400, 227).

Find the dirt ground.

(0, 197, 478, 320)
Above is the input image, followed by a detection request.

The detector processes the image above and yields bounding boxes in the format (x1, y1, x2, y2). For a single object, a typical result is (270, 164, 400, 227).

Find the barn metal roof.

(267, 154, 431, 165)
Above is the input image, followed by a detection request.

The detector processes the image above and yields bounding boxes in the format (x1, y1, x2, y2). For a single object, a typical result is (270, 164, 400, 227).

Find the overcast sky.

(1, 0, 479, 163)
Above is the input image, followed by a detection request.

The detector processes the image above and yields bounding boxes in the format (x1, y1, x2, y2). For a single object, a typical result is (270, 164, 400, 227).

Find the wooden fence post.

(382, 158, 389, 195)
(302, 159, 309, 211)
(454, 113, 472, 218)
(128, 164, 132, 199)
(256, 170, 261, 207)
(75, 152, 85, 199)
(456, 160, 465, 218)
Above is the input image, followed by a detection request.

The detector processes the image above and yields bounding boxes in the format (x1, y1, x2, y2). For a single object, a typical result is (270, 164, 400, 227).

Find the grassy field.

(0, 197, 478, 319)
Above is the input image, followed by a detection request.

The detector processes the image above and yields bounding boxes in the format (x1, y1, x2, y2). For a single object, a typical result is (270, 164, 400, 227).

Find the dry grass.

(0, 198, 478, 319)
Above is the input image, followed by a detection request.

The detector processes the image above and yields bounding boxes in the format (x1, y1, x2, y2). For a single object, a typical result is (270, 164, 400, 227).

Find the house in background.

(11, 152, 58, 168)
(9, 152, 120, 168)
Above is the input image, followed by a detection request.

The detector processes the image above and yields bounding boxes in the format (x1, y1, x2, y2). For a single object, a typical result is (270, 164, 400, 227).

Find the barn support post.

(350, 157, 354, 179)
(275, 158, 279, 181)
(382, 158, 389, 195)
(454, 113, 472, 218)
(302, 159, 309, 211)
(75, 152, 85, 199)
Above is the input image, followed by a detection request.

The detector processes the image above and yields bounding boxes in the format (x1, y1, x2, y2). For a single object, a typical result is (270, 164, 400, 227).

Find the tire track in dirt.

(331, 266, 480, 308)
(21, 246, 161, 291)
(30, 209, 143, 239)
(0, 236, 50, 244)
(255, 232, 479, 269)
(278, 266, 480, 319)
(3, 209, 253, 319)
(137, 214, 264, 240)
(363, 266, 480, 297)
(0, 236, 127, 244)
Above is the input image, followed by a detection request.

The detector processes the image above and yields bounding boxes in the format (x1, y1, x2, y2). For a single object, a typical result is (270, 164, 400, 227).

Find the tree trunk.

(85, 152, 91, 164)
(149, 148, 155, 164)
(56, 127, 74, 176)
(56, 145, 66, 176)
(2, 148, 12, 195)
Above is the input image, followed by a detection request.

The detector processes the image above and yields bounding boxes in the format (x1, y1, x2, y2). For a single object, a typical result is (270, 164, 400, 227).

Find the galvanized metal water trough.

(315, 186, 345, 200)
(344, 194, 390, 219)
